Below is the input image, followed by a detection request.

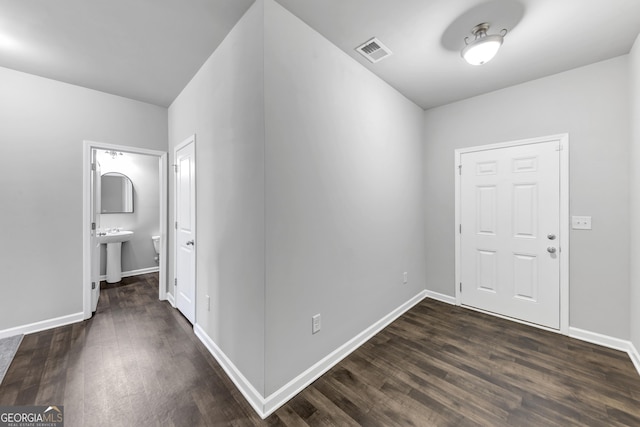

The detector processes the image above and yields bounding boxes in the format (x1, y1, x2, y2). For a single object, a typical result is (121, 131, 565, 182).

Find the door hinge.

(172, 164, 178, 173)
(91, 162, 97, 171)
(92, 282, 96, 290)
(459, 224, 462, 234)
(174, 278, 177, 287)
(91, 222, 96, 231)
(175, 221, 178, 230)
(459, 282, 462, 293)
(458, 165, 462, 175)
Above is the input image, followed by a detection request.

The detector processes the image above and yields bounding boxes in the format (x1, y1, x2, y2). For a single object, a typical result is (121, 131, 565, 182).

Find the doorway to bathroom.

(82, 141, 168, 319)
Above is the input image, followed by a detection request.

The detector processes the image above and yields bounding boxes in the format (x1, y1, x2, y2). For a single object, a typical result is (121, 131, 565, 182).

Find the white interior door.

(460, 141, 561, 329)
(90, 150, 101, 312)
(175, 136, 196, 324)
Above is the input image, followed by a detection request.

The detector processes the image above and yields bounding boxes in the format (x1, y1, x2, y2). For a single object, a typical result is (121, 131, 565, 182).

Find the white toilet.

(152, 235, 160, 263)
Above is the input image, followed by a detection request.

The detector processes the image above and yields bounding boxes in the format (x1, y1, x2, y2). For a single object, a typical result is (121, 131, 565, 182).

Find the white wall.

(629, 34, 640, 350)
(424, 57, 631, 339)
(0, 66, 167, 332)
(167, 0, 266, 394)
(98, 151, 160, 275)
(264, 0, 426, 395)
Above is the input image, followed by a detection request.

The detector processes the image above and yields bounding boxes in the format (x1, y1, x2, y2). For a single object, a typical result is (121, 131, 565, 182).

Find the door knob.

(186, 240, 194, 246)
(547, 234, 556, 240)
(547, 247, 556, 254)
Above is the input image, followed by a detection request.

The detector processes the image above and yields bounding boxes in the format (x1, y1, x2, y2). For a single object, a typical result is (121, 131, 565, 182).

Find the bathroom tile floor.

(1, 273, 640, 426)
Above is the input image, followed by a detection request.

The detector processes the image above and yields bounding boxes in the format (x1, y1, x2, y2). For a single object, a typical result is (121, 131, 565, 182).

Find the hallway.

(1, 273, 640, 426)
(0, 274, 261, 425)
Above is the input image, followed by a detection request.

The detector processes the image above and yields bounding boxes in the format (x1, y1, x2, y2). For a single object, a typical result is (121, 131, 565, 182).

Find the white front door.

(460, 140, 561, 329)
(175, 136, 196, 324)
(90, 150, 101, 312)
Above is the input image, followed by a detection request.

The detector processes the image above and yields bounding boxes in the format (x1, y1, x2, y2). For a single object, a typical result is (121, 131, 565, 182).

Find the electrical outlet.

(572, 216, 592, 230)
(312, 314, 321, 334)
(206, 295, 211, 311)
(403, 272, 408, 284)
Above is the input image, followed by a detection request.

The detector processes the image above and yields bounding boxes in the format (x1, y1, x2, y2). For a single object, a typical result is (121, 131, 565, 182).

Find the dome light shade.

(461, 23, 507, 66)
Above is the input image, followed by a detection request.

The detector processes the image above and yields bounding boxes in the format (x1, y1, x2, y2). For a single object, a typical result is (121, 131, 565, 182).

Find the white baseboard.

(262, 290, 427, 417)
(568, 327, 630, 352)
(194, 324, 265, 416)
(194, 290, 427, 419)
(0, 312, 84, 339)
(569, 327, 640, 376)
(166, 292, 176, 307)
(629, 342, 640, 376)
(99, 266, 160, 281)
(124, 266, 160, 277)
(425, 290, 456, 305)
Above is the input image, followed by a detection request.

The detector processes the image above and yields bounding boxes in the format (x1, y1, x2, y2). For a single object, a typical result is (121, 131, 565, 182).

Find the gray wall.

(98, 151, 160, 275)
(0, 66, 167, 331)
(423, 56, 631, 339)
(264, 0, 426, 395)
(2, 2, 636, 399)
(168, 0, 266, 394)
(630, 34, 640, 350)
(168, 0, 426, 397)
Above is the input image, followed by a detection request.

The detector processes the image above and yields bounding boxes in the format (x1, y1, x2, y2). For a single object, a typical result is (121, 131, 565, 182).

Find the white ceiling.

(0, 0, 254, 107)
(277, 0, 640, 109)
(1, 0, 639, 109)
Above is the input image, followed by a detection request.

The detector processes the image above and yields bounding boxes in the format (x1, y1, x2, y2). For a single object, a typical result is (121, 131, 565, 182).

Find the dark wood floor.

(1, 274, 639, 426)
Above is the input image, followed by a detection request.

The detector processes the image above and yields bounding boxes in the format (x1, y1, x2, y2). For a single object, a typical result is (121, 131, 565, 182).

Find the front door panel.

(460, 141, 560, 329)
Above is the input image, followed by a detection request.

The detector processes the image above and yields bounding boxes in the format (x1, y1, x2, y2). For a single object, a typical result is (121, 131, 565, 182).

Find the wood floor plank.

(266, 405, 309, 427)
(1, 277, 640, 426)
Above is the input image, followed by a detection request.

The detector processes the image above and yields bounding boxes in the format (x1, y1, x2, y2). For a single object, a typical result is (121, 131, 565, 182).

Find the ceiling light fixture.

(461, 23, 507, 66)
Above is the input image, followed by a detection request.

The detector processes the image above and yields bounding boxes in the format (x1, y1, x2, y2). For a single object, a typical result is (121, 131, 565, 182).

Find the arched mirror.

(101, 172, 134, 213)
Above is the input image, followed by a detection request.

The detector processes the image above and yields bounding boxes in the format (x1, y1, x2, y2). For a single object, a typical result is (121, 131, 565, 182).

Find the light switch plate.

(572, 216, 592, 230)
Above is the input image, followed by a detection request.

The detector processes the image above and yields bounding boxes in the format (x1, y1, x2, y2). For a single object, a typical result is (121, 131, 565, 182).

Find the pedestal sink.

(97, 230, 134, 283)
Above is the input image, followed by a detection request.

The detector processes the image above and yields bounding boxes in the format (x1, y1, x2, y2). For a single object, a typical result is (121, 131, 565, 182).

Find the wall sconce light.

(105, 150, 123, 159)
(461, 23, 507, 65)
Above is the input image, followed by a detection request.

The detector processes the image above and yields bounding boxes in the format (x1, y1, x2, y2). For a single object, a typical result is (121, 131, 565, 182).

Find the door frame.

(82, 140, 168, 319)
(454, 133, 570, 334)
(172, 134, 197, 321)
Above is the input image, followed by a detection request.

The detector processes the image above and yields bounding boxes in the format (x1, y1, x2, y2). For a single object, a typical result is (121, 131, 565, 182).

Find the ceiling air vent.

(355, 37, 392, 63)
